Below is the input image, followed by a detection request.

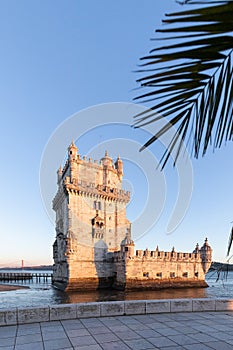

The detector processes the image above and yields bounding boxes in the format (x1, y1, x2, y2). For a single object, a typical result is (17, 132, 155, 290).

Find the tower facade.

(52, 143, 130, 290)
(52, 142, 212, 291)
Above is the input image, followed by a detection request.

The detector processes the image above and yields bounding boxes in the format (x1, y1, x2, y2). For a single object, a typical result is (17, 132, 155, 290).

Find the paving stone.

(128, 323, 149, 331)
(93, 332, 119, 343)
(66, 328, 90, 337)
(101, 341, 131, 350)
(148, 321, 168, 330)
(115, 330, 141, 340)
(135, 329, 161, 338)
(183, 344, 214, 350)
(117, 316, 141, 325)
(204, 341, 233, 350)
(188, 332, 217, 343)
(225, 339, 233, 346)
(209, 332, 233, 341)
(40, 321, 62, 327)
(44, 337, 72, 350)
(15, 342, 44, 350)
(107, 324, 131, 332)
(41, 325, 64, 333)
(147, 335, 178, 347)
(167, 334, 198, 346)
(173, 325, 198, 335)
(17, 324, 41, 336)
(69, 335, 97, 347)
(132, 315, 154, 323)
(124, 338, 155, 350)
(42, 331, 68, 341)
(74, 345, 102, 350)
(100, 319, 123, 327)
(15, 333, 43, 345)
(156, 327, 181, 336)
(61, 319, 84, 330)
(0, 337, 15, 347)
(0, 326, 17, 338)
(88, 326, 112, 335)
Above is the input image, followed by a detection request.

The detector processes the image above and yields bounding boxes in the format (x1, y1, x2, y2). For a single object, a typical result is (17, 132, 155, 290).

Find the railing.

(0, 272, 52, 282)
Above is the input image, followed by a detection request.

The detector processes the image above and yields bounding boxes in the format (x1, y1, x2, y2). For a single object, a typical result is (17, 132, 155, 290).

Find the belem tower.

(52, 141, 212, 291)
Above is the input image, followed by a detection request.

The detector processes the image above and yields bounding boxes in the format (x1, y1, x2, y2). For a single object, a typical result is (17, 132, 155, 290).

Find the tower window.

(143, 272, 149, 277)
(94, 201, 101, 210)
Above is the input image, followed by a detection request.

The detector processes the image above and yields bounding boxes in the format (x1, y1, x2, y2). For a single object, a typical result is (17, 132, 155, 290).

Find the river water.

(0, 270, 233, 309)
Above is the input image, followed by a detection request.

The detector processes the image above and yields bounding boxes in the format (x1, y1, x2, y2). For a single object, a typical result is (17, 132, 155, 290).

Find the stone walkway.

(1, 311, 233, 350)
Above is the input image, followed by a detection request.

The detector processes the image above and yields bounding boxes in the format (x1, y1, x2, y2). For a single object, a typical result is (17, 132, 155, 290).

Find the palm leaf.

(134, 0, 233, 167)
(227, 226, 233, 256)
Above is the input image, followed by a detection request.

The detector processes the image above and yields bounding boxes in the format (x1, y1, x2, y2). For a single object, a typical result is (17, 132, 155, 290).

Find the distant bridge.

(0, 272, 52, 282)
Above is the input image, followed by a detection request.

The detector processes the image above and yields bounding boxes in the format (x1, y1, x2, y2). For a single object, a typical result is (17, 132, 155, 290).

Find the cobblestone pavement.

(1, 311, 233, 350)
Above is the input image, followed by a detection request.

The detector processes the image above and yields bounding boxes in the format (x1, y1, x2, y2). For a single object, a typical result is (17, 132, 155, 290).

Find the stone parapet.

(64, 181, 130, 202)
(1, 298, 233, 326)
(134, 249, 201, 262)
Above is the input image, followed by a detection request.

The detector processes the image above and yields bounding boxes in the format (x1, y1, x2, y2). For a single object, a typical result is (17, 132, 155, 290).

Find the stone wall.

(1, 299, 233, 326)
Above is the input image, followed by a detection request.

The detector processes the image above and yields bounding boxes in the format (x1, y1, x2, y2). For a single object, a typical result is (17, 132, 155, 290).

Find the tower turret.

(68, 141, 78, 184)
(193, 243, 200, 254)
(57, 166, 63, 185)
(200, 238, 212, 273)
(101, 150, 114, 186)
(101, 150, 113, 167)
(115, 155, 123, 181)
(68, 141, 78, 161)
(121, 226, 134, 258)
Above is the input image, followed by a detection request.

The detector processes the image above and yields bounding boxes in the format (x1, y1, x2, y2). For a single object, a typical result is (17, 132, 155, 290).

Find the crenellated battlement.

(60, 179, 130, 202)
(134, 249, 201, 262)
(113, 248, 201, 262)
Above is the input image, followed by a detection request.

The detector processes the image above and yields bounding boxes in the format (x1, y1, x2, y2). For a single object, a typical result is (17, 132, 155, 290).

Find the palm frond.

(134, 0, 233, 167)
(227, 226, 233, 256)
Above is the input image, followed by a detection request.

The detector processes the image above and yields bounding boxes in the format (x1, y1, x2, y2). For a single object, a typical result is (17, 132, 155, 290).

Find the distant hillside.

(0, 265, 53, 271)
(209, 261, 233, 271)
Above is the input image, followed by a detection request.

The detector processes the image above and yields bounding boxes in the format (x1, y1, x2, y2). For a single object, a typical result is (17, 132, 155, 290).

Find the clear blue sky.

(0, 0, 232, 266)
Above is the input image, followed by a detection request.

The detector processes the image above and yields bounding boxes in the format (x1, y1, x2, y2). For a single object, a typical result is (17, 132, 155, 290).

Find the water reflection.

(58, 287, 209, 304)
(0, 270, 233, 309)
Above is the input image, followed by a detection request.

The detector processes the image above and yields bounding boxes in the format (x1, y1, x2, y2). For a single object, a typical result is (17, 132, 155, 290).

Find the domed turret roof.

(201, 238, 212, 251)
(121, 236, 134, 246)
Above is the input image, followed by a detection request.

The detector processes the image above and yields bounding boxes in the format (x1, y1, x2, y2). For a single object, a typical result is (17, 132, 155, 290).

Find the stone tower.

(52, 142, 131, 290)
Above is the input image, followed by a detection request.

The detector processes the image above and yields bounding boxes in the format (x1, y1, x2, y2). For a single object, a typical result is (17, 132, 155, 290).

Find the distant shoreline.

(0, 284, 29, 292)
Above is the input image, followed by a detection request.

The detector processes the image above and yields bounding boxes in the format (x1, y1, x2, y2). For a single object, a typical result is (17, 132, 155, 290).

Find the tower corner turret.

(115, 155, 123, 181)
(200, 237, 212, 273)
